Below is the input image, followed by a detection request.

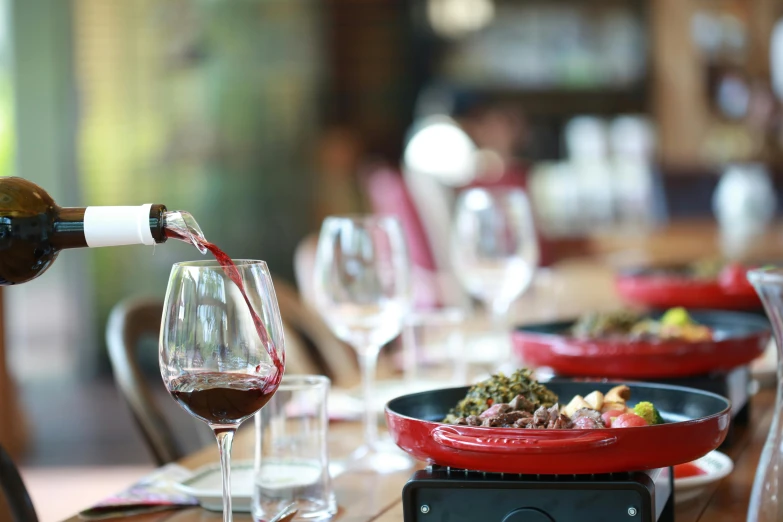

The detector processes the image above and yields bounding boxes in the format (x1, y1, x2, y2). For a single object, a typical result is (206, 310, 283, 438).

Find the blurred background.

(2, 0, 783, 518)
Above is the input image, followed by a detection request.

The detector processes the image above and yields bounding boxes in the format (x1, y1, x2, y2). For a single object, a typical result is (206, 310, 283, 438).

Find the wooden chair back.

(106, 298, 182, 466)
(0, 443, 38, 522)
(273, 277, 359, 388)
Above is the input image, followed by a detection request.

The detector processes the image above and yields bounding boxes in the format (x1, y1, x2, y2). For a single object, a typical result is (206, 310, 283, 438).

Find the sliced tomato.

(674, 462, 707, 478)
(718, 263, 753, 292)
(601, 409, 625, 428)
(612, 413, 648, 428)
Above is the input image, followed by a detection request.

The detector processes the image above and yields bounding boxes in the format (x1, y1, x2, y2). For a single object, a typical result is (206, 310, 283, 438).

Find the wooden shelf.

(440, 84, 649, 115)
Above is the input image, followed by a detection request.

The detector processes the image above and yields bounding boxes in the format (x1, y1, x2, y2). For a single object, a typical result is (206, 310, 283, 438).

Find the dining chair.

(0, 443, 38, 522)
(106, 297, 184, 466)
(272, 276, 359, 388)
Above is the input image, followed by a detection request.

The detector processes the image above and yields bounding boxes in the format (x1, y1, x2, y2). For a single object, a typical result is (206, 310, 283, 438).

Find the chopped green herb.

(444, 369, 558, 423)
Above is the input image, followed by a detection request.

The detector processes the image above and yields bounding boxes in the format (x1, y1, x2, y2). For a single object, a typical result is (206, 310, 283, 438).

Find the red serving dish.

(512, 310, 769, 379)
(615, 264, 760, 311)
(385, 380, 730, 474)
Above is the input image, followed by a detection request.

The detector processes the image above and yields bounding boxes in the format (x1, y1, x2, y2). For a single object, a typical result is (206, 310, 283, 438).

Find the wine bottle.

(0, 176, 168, 285)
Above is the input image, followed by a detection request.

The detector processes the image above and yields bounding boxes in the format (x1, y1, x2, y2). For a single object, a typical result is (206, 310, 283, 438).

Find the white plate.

(175, 460, 255, 512)
(751, 338, 777, 388)
(331, 379, 460, 420)
(175, 460, 345, 512)
(674, 450, 734, 505)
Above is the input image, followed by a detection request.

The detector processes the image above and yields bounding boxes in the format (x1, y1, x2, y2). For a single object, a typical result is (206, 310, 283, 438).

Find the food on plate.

(612, 413, 648, 428)
(443, 369, 558, 423)
(633, 401, 664, 425)
(446, 371, 663, 430)
(658, 258, 754, 280)
(689, 259, 735, 279)
(569, 310, 639, 338)
(571, 307, 713, 342)
(601, 409, 625, 427)
(654, 259, 768, 289)
(674, 462, 708, 478)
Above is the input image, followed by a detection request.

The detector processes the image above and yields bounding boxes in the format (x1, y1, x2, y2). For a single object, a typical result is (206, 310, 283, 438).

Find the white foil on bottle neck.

(83, 204, 155, 247)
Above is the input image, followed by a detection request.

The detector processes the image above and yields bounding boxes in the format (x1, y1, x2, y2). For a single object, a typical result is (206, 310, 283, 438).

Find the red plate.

(512, 310, 769, 378)
(385, 380, 730, 474)
(615, 265, 760, 311)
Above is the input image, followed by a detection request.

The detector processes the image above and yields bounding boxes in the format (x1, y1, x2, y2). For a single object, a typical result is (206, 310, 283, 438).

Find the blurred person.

(449, 92, 586, 265)
(297, 127, 366, 306)
(451, 93, 532, 190)
(312, 126, 367, 226)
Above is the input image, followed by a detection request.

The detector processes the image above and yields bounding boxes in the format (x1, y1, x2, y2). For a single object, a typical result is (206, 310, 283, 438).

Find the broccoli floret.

(633, 401, 664, 425)
(660, 307, 693, 327)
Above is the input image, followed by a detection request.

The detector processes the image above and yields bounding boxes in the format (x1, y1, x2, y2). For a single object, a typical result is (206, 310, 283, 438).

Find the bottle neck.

(52, 204, 168, 250)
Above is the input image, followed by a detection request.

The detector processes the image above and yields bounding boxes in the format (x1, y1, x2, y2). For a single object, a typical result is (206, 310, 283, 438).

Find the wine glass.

(160, 260, 285, 522)
(450, 187, 539, 370)
(313, 215, 412, 472)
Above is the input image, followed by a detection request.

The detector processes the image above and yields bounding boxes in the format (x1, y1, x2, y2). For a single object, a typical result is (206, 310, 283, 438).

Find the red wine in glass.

(170, 370, 278, 425)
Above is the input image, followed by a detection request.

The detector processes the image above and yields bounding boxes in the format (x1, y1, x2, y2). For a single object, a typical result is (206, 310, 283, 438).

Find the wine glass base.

(343, 439, 414, 474)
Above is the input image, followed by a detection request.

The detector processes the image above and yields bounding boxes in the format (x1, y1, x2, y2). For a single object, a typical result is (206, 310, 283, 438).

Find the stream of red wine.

(165, 228, 285, 382)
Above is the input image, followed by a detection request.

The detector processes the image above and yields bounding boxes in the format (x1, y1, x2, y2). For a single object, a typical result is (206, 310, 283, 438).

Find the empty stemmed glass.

(450, 187, 540, 369)
(160, 260, 285, 522)
(313, 215, 412, 472)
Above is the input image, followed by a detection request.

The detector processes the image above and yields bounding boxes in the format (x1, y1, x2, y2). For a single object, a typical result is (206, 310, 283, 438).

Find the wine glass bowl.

(313, 215, 412, 472)
(451, 187, 540, 318)
(450, 187, 539, 376)
(160, 259, 285, 521)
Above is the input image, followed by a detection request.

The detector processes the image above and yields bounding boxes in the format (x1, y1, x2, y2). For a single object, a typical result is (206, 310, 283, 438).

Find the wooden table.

(62, 220, 782, 521)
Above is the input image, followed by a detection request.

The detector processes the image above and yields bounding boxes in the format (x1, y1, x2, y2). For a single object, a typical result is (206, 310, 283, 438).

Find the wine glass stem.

(490, 300, 510, 326)
(358, 346, 381, 449)
(490, 300, 513, 366)
(214, 427, 236, 522)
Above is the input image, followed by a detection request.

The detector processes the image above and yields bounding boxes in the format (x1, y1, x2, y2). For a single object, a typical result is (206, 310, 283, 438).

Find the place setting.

(54, 183, 780, 522)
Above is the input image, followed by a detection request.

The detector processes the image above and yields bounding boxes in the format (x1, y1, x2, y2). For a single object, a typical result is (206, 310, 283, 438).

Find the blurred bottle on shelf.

(712, 162, 777, 257)
(608, 116, 660, 231)
(564, 116, 615, 229)
(438, 3, 645, 90)
(529, 115, 659, 237)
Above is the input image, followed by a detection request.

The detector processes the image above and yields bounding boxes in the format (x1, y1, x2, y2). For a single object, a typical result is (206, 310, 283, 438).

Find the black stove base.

(402, 466, 674, 522)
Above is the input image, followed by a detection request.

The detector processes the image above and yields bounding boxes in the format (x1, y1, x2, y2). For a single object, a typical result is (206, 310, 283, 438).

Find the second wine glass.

(313, 215, 412, 473)
(451, 187, 540, 372)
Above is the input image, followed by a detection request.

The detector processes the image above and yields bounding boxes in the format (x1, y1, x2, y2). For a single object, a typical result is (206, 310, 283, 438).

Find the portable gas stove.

(387, 381, 730, 522)
(402, 465, 674, 522)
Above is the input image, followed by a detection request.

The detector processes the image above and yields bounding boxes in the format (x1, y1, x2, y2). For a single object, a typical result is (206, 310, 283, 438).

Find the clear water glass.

(401, 307, 467, 389)
(252, 375, 336, 522)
